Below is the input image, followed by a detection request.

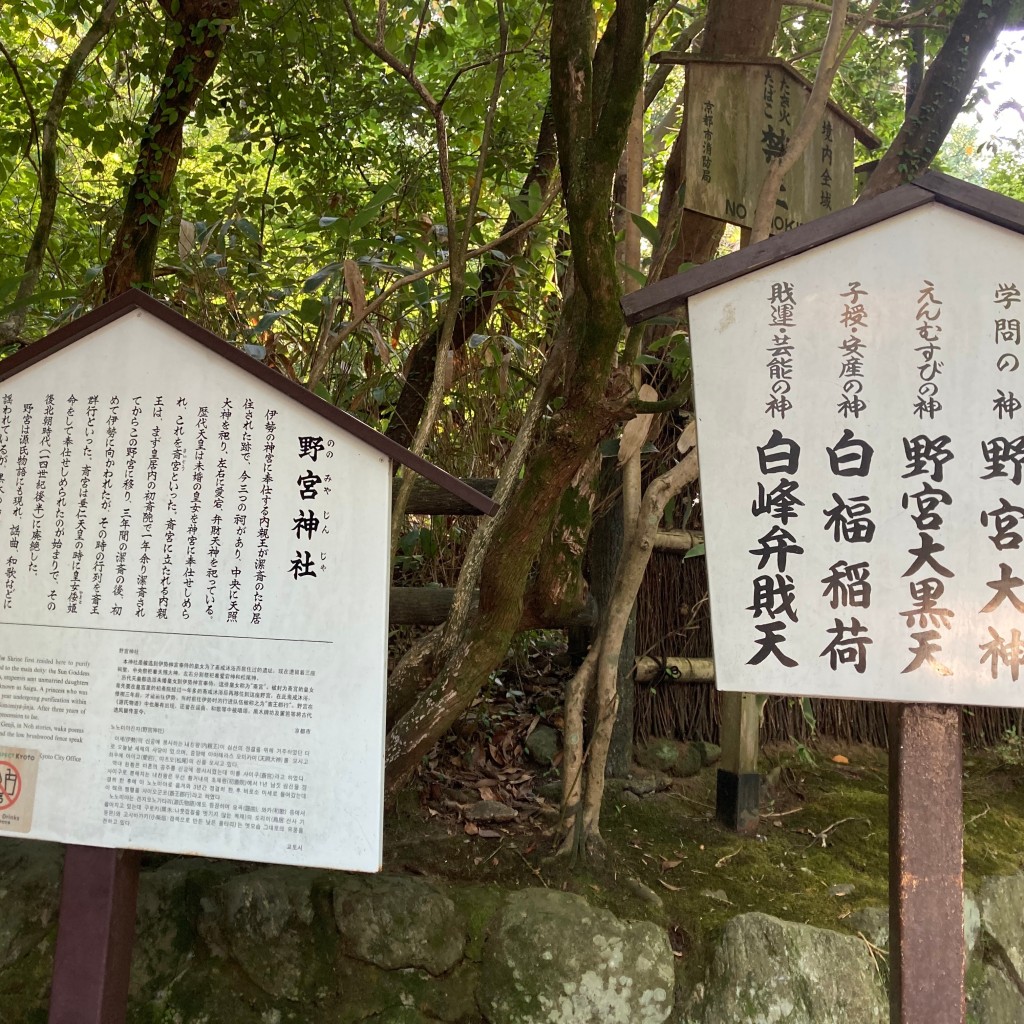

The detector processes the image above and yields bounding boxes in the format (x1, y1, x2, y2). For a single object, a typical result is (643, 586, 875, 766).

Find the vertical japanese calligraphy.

(0, 306, 391, 871)
(837, 282, 868, 419)
(766, 281, 796, 418)
(914, 280, 944, 420)
(687, 201, 1024, 707)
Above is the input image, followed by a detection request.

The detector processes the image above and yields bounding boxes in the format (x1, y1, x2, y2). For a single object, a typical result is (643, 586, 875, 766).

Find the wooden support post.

(716, 691, 760, 833)
(48, 846, 140, 1024)
(889, 703, 965, 1024)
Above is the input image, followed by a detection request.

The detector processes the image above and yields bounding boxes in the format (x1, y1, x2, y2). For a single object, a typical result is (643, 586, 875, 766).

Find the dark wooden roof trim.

(913, 170, 1024, 234)
(622, 183, 935, 324)
(0, 289, 499, 516)
(651, 53, 882, 149)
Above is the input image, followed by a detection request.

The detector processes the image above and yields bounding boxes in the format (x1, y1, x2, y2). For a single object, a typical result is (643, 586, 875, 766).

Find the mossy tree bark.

(103, 0, 240, 299)
(383, 0, 646, 800)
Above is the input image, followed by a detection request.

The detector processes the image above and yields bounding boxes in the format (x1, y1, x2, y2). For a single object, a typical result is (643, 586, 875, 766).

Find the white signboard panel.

(0, 308, 389, 870)
(691, 203, 1024, 706)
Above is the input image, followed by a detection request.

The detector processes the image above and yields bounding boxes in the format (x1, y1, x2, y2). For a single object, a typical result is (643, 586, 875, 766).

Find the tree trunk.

(383, 0, 646, 800)
(103, 0, 240, 298)
(861, 0, 1015, 200)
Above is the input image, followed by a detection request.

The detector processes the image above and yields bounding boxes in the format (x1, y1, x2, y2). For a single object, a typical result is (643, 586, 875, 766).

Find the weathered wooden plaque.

(680, 58, 875, 232)
(0, 298, 393, 871)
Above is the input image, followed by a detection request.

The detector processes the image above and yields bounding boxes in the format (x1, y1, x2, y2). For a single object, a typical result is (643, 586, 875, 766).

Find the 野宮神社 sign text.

(660, 177, 1024, 705)
(0, 292, 493, 871)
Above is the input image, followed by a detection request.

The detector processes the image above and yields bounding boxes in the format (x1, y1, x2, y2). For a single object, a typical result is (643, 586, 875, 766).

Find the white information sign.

(691, 202, 1024, 706)
(0, 306, 389, 870)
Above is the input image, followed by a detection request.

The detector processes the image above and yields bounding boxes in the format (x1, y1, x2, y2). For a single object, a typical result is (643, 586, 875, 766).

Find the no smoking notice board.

(0, 291, 493, 871)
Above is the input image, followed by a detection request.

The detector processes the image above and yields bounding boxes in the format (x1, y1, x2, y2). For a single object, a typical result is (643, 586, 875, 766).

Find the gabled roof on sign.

(0, 288, 498, 516)
(622, 172, 1024, 326)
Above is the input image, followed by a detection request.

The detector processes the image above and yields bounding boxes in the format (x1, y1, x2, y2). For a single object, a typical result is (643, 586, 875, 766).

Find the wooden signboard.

(687, 200, 1024, 707)
(622, 173, 1024, 1024)
(0, 291, 494, 874)
(0, 290, 495, 1024)
(666, 56, 879, 232)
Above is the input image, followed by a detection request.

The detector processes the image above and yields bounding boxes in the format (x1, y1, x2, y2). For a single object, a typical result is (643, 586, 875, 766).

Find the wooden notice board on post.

(0, 290, 493, 871)
(623, 172, 1024, 1023)
(655, 54, 880, 232)
(0, 290, 496, 1024)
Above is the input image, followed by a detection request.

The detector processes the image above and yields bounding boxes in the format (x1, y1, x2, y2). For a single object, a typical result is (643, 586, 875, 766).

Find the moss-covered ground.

(384, 739, 1024, 983)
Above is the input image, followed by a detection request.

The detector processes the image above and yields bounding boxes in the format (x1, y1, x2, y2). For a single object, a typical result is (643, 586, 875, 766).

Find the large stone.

(844, 907, 888, 951)
(842, 891, 981, 958)
(131, 857, 237, 999)
(635, 739, 702, 778)
(333, 873, 466, 976)
(0, 838, 63, 1016)
(478, 887, 674, 1024)
(526, 725, 561, 767)
(199, 866, 329, 1002)
(978, 873, 1024, 978)
(967, 963, 1024, 1024)
(689, 912, 887, 1024)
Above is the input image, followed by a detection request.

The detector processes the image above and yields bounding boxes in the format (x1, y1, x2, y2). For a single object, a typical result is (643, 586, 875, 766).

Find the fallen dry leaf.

(832, 754, 850, 765)
(464, 822, 479, 836)
(660, 858, 683, 872)
(658, 879, 682, 892)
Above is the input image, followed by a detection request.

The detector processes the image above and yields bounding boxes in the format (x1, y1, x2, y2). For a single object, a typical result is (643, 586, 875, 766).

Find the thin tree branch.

(0, 39, 41, 164)
(750, 0, 860, 243)
(306, 189, 555, 390)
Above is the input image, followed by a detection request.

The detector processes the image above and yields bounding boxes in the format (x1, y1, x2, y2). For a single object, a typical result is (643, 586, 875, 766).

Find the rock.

(636, 739, 703, 779)
(478, 888, 674, 1024)
(967, 963, 1024, 1024)
(132, 857, 237, 998)
(333, 873, 466, 976)
(693, 741, 722, 766)
(977, 873, 1024, 978)
(844, 892, 979, 956)
(623, 776, 662, 797)
(845, 907, 889, 950)
(464, 800, 517, 823)
(537, 780, 563, 802)
(199, 866, 326, 1001)
(965, 890, 981, 955)
(0, 838, 62, 1016)
(688, 912, 887, 1024)
(702, 889, 732, 906)
(623, 877, 664, 910)
(829, 883, 856, 897)
(525, 724, 560, 767)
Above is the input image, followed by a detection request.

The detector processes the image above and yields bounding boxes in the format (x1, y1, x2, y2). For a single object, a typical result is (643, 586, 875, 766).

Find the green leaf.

(683, 543, 705, 560)
(302, 263, 341, 292)
(629, 211, 660, 247)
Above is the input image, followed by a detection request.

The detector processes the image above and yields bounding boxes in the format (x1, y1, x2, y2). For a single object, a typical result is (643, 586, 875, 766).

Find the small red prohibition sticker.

(0, 760, 21, 811)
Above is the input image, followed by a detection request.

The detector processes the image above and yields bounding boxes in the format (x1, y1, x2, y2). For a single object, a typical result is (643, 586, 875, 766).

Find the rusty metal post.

(48, 846, 140, 1024)
(889, 703, 964, 1024)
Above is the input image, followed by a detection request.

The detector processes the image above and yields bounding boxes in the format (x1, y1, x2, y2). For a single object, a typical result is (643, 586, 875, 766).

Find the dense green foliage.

(0, 2, 988, 452)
